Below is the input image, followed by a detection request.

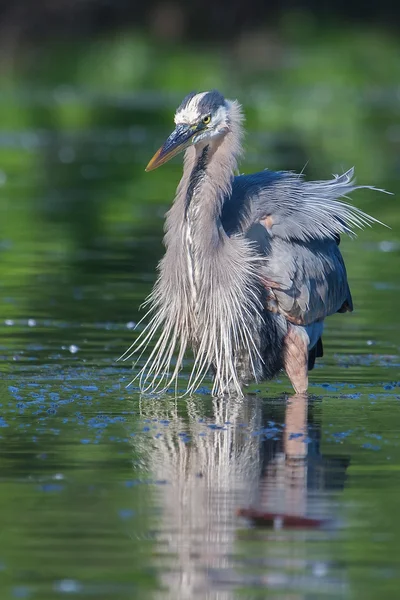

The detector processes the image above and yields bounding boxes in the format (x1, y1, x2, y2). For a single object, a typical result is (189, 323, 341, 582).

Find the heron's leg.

(283, 325, 308, 394)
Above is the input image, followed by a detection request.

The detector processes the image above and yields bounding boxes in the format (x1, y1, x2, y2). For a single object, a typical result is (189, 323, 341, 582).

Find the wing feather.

(224, 167, 388, 242)
(221, 167, 385, 325)
(258, 236, 353, 325)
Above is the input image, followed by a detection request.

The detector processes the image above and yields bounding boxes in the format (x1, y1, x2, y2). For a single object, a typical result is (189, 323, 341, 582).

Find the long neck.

(151, 108, 263, 396)
(165, 106, 244, 251)
(184, 125, 242, 247)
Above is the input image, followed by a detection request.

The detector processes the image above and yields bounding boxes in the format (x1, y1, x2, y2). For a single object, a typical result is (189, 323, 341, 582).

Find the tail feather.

(308, 337, 323, 371)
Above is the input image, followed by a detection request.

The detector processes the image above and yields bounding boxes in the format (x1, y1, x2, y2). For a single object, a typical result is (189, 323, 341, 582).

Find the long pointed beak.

(145, 124, 196, 171)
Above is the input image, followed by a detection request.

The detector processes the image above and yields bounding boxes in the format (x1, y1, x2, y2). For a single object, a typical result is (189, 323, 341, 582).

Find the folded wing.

(221, 167, 383, 325)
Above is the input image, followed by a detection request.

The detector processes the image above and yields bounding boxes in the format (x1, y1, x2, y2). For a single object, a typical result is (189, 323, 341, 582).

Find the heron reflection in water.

(122, 90, 385, 395)
(138, 394, 349, 598)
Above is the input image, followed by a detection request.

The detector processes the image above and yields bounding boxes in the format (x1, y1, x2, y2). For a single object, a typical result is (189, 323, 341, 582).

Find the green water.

(0, 29, 400, 599)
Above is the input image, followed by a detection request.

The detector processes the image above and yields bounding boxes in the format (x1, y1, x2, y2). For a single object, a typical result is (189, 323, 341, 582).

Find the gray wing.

(220, 168, 378, 325)
(223, 167, 381, 242)
(250, 227, 353, 325)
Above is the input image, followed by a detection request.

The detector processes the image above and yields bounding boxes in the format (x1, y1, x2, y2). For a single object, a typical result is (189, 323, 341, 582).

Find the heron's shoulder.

(233, 169, 289, 193)
(222, 171, 290, 234)
(231, 170, 300, 208)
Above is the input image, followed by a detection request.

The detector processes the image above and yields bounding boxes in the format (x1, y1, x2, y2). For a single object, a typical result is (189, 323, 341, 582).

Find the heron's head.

(146, 90, 233, 171)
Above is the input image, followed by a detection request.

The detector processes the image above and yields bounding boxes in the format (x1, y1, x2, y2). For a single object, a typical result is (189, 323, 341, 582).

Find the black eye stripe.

(197, 90, 226, 114)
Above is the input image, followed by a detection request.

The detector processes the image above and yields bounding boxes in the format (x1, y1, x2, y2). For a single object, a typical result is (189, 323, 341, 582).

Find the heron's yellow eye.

(202, 115, 211, 125)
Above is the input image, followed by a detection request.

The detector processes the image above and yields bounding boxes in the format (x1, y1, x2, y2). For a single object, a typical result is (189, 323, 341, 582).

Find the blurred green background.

(0, 1, 398, 346)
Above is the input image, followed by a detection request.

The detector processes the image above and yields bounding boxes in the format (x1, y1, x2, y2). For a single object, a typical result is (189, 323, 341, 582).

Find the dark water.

(0, 78, 399, 600)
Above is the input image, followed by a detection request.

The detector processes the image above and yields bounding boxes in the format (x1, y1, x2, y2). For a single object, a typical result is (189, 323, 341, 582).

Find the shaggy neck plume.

(128, 99, 264, 397)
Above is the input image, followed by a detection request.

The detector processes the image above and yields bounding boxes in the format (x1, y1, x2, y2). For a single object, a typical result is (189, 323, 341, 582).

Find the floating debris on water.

(237, 509, 330, 529)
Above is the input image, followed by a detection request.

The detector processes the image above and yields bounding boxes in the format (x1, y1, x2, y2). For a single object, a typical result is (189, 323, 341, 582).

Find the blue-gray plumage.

(224, 170, 354, 325)
(121, 90, 384, 396)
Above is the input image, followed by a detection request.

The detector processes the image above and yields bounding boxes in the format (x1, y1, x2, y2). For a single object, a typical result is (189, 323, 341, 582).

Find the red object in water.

(237, 508, 327, 529)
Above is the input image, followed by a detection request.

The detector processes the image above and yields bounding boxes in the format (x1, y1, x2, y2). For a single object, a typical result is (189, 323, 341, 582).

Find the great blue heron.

(122, 89, 383, 396)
